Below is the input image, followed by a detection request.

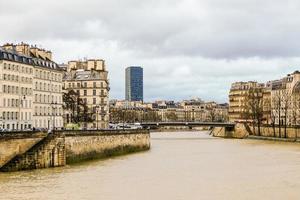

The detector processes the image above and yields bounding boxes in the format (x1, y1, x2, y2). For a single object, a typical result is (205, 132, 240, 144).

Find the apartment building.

(229, 71, 300, 126)
(63, 59, 109, 129)
(228, 81, 265, 122)
(0, 43, 64, 130)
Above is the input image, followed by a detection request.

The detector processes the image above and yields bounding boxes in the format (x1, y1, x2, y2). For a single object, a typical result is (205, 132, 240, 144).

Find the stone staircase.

(244, 123, 253, 136)
(0, 133, 65, 172)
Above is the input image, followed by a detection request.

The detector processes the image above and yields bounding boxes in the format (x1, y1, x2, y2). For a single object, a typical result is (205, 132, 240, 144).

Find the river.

(1, 131, 300, 200)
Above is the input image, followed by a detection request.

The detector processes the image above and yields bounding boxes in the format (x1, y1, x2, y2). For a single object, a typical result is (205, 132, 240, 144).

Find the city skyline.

(1, 1, 300, 102)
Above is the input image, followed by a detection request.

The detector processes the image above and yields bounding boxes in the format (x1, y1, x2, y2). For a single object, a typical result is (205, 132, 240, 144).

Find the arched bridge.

(141, 122, 235, 130)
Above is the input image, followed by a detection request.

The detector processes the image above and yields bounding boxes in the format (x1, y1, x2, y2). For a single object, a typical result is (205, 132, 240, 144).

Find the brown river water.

(1, 131, 300, 200)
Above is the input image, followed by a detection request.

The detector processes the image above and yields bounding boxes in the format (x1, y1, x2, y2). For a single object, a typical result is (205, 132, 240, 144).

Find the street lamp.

(18, 95, 26, 130)
(95, 106, 99, 130)
(192, 108, 195, 122)
(51, 101, 57, 132)
(122, 109, 125, 130)
(101, 112, 105, 129)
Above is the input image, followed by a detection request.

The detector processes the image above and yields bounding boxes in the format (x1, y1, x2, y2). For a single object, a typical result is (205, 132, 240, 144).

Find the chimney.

(15, 43, 30, 56)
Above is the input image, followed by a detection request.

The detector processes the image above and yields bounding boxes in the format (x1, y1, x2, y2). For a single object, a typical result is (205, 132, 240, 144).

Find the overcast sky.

(1, 0, 300, 103)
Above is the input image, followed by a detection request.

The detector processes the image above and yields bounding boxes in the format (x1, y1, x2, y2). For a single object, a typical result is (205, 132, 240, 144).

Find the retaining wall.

(65, 130, 150, 163)
(0, 129, 150, 172)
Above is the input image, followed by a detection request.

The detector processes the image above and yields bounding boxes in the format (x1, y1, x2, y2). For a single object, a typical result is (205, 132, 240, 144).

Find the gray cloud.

(1, 0, 300, 102)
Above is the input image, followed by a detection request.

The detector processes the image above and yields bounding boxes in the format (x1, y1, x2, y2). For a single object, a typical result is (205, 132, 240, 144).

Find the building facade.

(109, 98, 228, 123)
(63, 59, 109, 129)
(125, 66, 143, 101)
(0, 43, 64, 130)
(229, 71, 300, 126)
(228, 81, 265, 122)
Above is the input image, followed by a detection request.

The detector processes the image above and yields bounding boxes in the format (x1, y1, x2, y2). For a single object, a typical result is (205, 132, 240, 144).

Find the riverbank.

(0, 129, 150, 172)
(247, 135, 300, 142)
(65, 130, 150, 164)
(2, 131, 300, 200)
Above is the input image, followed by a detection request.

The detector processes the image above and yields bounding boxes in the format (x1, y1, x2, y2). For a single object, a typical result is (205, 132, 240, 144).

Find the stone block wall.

(0, 130, 150, 172)
(250, 125, 300, 139)
(212, 123, 248, 139)
(0, 133, 65, 172)
(0, 132, 46, 168)
(65, 130, 150, 163)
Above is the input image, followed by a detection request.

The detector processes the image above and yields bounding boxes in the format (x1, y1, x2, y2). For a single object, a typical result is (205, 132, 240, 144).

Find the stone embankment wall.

(0, 130, 150, 172)
(212, 123, 300, 140)
(249, 125, 300, 139)
(0, 132, 47, 168)
(65, 130, 150, 163)
(1, 133, 65, 172)
(212, 123, 248, 139)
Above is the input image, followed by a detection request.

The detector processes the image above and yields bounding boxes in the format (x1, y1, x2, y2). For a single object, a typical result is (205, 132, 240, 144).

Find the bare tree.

(272, 89, 283, 137)
(246, 87, 264, 136)
(281, 90, 292, 138)
(165, 111, 178, 122)
(207, 107, 217, 122)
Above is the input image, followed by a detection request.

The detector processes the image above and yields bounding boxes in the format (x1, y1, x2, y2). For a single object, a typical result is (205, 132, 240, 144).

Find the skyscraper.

(125, 66, 143, 101)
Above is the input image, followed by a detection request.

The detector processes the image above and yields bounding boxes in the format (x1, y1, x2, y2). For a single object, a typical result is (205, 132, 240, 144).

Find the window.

(93, 82, 96, 88)
(84, 82, 87, 88)
(77, 83, 80, 88)
(93, 98, 96, 104)
(84, 90, 87, 96)
(93, 90, 96, 96)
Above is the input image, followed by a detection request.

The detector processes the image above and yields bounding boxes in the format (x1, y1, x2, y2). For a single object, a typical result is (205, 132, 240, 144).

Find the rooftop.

(0, 45, 62, 71)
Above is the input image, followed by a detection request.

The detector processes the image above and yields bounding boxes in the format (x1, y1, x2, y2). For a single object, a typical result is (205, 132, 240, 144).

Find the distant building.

(63, 59, 109, 129)
(109, 98, 228, 123)
(125, 66, 143, 101)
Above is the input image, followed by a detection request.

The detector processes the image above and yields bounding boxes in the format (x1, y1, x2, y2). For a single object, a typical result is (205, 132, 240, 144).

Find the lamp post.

(95, 106, 99, 130)
(122, 109, 125, 130)
(192, 108, 195, 122)
(101, 113, 105, 129)
(51, 101, 57, 132)
(18, 95, 26, 130)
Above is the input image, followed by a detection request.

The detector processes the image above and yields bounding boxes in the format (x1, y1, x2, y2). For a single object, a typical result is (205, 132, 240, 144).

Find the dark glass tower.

(125, 66, 143, 101)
